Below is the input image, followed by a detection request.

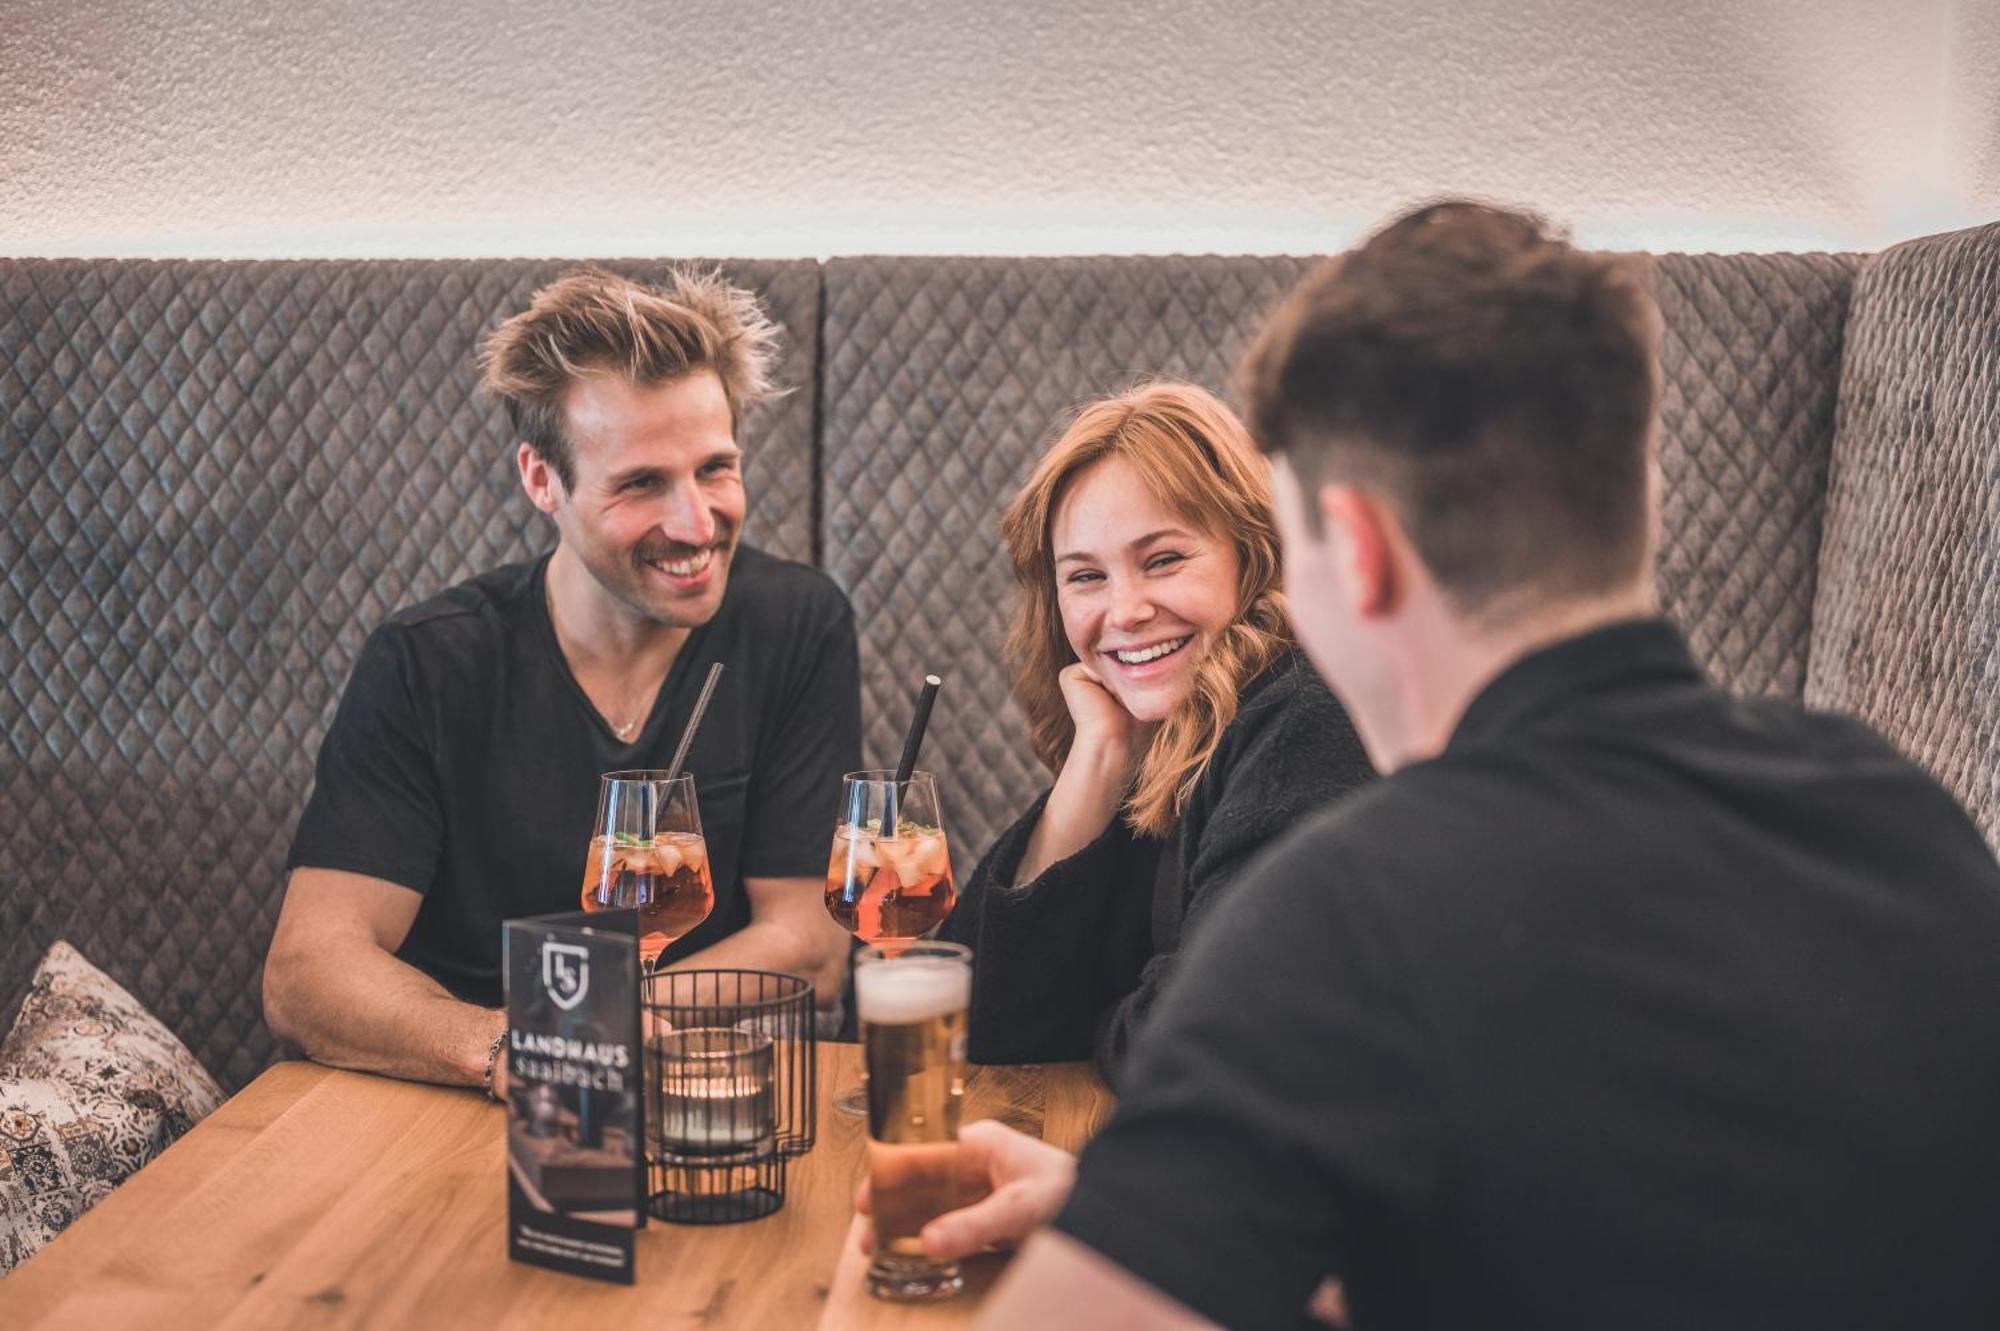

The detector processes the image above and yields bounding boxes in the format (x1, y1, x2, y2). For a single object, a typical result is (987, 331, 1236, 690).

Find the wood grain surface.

(0, 1046, 1112, 1330)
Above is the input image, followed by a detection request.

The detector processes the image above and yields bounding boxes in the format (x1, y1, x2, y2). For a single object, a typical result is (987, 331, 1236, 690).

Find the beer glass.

(856, 940, 971, 1301)
(825, 770, 957, 1114)
(580, 771, 715, 971)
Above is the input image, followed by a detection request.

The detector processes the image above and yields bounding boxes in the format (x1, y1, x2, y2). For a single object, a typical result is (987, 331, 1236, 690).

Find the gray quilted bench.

(5, 226, 1996, 1092)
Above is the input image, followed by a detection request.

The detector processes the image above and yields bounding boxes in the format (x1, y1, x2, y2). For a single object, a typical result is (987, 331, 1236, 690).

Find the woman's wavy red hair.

(1000, 382, 1291, 837)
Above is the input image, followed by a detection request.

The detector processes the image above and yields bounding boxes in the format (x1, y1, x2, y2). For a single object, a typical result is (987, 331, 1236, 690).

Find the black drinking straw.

(664, 662, 727, 783)
(884, 675, 942, 835)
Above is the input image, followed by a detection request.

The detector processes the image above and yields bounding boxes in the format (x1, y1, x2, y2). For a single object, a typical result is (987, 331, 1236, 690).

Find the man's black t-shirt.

(1055, 620, 2000, 1331)
(287, 544, 862, 1007)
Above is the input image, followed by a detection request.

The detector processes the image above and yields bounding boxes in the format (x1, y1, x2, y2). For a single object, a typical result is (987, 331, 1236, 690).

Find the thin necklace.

(547, 579, 649, 742)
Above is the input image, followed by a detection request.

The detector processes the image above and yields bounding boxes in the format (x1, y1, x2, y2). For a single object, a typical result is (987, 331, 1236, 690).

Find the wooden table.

(0, 1047, 1112, 1329)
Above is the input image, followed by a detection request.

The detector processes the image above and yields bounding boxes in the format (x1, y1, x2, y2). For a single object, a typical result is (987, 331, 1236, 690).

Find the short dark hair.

(1242, 200, 1660, 619)
(478, 266, 782, 490)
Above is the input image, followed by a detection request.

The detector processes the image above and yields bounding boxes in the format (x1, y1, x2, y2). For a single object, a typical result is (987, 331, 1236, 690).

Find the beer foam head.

(855, 958, 970, 1025)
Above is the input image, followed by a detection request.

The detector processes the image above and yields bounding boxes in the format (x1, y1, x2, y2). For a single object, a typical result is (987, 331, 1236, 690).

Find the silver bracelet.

(482, 1027, 509, 1100)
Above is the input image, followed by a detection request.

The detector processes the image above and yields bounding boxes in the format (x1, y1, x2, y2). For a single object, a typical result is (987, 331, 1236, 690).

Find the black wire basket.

(642, 969, 817, 1223)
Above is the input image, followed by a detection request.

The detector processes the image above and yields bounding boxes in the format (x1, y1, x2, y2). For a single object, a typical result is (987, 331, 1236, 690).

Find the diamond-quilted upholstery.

(1, 245, 1880, 1091)
(0, 258, 820, 1090)
(819, 252, 1858, 864)
(1651, 252, 1862, 700)
(1807, 223, 2000, 850)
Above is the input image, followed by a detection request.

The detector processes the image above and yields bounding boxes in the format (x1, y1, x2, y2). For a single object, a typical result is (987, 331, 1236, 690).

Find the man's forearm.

(670, 915, 848, 1005)
(267, 944, 502, 1089)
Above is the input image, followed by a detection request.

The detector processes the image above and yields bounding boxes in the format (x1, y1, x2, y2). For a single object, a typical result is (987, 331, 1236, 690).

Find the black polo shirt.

(1056, 619, 2000, 1331)
(287, 544, 861, 1007)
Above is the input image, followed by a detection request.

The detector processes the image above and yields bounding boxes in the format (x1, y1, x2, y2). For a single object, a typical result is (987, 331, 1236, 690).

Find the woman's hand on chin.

(1057, 662, 1155, 774)
(1012, 664, 1157, 888)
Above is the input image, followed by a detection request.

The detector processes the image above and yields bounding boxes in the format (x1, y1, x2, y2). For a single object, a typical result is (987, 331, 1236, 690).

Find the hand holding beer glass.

(856, 940, 972, 1301)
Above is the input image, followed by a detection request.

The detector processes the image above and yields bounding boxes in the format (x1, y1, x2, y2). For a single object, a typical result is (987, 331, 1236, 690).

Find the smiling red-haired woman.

(938, 382, 1374, 1078)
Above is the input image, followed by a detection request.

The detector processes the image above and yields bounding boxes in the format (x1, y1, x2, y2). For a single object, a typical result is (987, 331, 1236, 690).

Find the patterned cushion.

(0, 258, 822, 1090)
(818, 253, 1858, 862)
(1650, 253, 1861, 699)
(0, 940, 224, 1273)
(1807, 222, 2000, 849)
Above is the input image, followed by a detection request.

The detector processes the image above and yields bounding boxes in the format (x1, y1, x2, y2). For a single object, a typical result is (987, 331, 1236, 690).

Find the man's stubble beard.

(575, 524, 739, 632)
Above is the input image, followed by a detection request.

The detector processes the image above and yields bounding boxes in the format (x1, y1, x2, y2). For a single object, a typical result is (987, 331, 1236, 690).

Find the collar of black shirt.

(1446, 616, 1702, 751)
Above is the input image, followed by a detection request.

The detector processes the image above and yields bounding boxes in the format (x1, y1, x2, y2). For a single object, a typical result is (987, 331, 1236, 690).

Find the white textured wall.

(1, 0, 1990, 257)
(1950, 0, 2000, 214)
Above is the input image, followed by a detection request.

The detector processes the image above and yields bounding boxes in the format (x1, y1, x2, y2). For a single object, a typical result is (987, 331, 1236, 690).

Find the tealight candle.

(655, 1027, 776, 1157)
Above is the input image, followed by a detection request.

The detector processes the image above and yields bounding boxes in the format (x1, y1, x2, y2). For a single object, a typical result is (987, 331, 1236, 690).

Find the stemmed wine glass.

(580, 771, 716, 972)
(824, 769, 957, 1114)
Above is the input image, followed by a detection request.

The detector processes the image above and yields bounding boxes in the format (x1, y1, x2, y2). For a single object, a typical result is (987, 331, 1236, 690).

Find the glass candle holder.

(655, 1027, 776, 1158)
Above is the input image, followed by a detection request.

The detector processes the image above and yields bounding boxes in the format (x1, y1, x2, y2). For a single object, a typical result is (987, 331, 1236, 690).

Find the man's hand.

(854, 1119, 1077, 1259)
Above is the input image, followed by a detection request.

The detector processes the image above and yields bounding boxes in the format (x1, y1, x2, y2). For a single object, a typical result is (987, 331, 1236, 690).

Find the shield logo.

(542, 941, 591, 1011)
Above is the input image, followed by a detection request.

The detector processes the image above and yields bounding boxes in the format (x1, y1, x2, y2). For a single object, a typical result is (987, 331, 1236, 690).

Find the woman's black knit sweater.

(939, 650, 1373, 1082)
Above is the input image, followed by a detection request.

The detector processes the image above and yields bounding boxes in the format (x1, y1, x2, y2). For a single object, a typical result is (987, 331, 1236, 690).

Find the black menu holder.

(502, 909, 643, 1283)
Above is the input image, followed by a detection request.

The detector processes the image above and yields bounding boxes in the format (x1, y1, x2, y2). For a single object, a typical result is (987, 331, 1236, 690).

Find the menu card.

(502, 910, 644, 1283)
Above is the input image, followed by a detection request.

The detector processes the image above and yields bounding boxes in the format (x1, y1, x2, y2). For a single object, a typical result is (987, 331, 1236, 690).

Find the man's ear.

(517, 442, 564, 516)
(1321, 485, 1398, 618)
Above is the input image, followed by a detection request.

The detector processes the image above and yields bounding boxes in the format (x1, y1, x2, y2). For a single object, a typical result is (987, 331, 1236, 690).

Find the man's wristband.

(482, 1027, 508, 1101)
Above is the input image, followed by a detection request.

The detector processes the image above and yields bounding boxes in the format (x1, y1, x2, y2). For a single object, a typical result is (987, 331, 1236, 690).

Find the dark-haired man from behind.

(264, 269, 858, 1102)
(941, 203, 2000, 1329)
